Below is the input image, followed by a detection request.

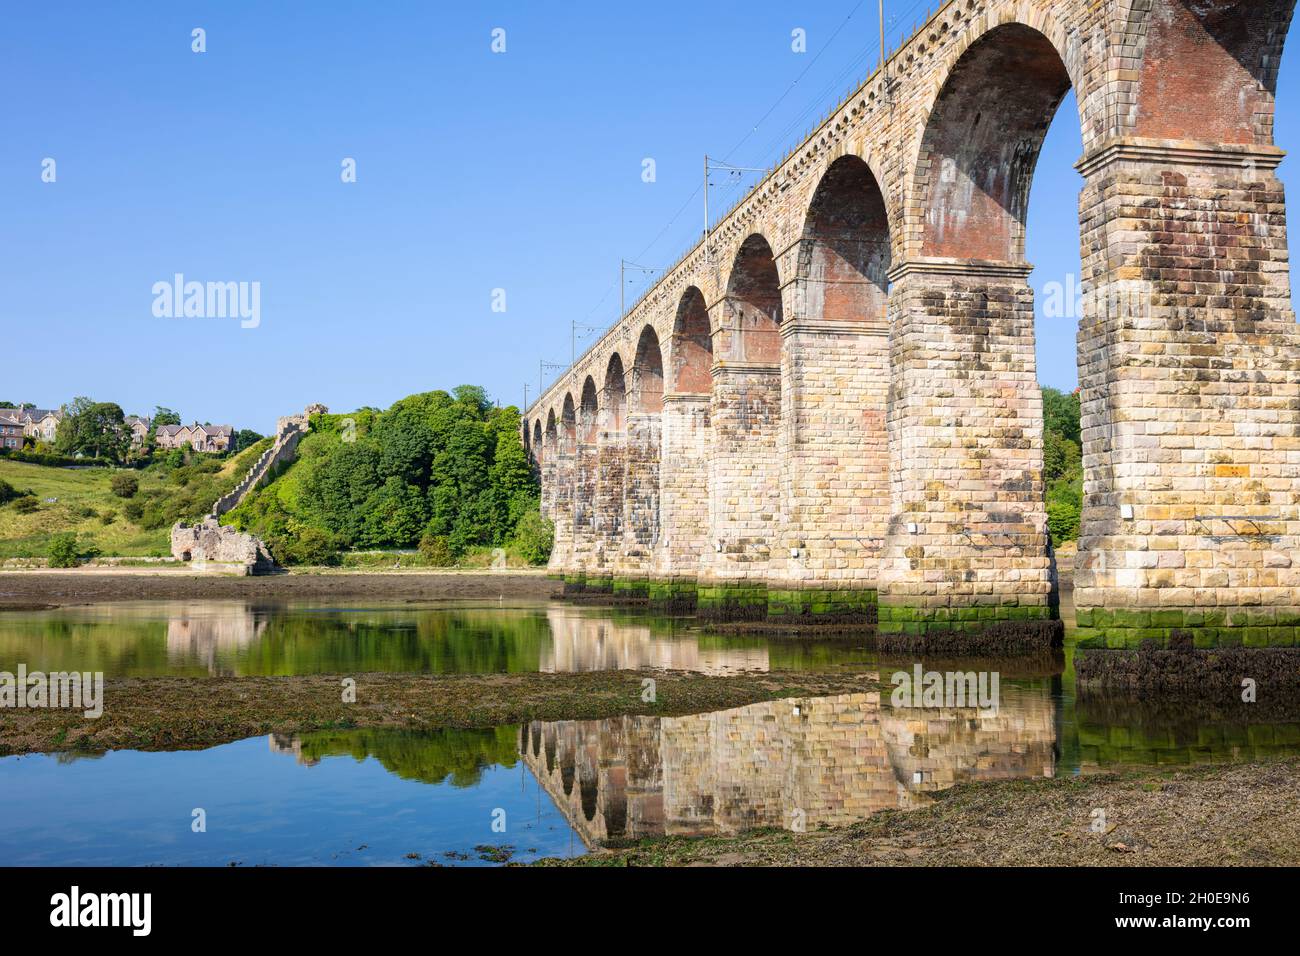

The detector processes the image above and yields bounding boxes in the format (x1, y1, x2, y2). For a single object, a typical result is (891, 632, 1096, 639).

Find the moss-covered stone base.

(766, 587, 878, 625)
(583, 574, 614, 595)
(611, 577, 650, 600)
(561, 573, 587, 596)
(696, 583, 769, 622)
(647, 579, 699, 613)
(1075, 607, 1300, 651)
(876, 603, 1061, 654)
(557, 575, 651, 606)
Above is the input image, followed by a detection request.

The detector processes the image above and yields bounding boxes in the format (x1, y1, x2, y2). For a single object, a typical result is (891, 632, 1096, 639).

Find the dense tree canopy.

(1042, 386, 1082, 544)
(228, 386, 543, 563)
(54, 397, 130, 462)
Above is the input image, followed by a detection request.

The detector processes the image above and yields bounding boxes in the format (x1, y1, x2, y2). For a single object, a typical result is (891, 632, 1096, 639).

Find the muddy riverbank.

(0, 669, 876, 755)
(546, 756, 1300, 867)
(0, 569, 561, 606)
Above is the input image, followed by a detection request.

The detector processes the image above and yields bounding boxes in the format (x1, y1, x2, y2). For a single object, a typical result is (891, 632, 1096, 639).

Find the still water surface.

(1, 599, 1295, 865)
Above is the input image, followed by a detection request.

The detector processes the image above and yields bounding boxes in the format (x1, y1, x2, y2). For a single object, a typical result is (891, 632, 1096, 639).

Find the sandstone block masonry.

(523, 0, 1300, 680)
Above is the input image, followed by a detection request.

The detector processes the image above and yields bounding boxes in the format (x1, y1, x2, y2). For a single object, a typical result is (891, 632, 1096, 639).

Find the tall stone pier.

(523, 0, 1300, 683)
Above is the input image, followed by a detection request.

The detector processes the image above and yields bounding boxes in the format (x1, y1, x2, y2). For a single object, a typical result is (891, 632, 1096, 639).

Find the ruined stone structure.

(524, 0, 1300, 672)
(521, 688, 1055, 846)
(170, 516, 276, 575)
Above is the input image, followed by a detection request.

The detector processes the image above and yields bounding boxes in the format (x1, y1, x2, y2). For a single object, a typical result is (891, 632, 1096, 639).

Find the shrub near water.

(47, 532, 81, 568)
(418, 533, 455, 567)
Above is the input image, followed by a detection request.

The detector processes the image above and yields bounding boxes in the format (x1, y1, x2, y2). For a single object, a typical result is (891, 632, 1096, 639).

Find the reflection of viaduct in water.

(165, 603, 268, 675)
(522, 687, 1055, 846)
(543, 606, 767, 674)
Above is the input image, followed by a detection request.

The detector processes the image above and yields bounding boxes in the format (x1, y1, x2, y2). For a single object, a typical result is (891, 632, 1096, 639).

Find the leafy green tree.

(418, 533, 455, 567)
(513, 510, 554, 565)
(232, 429, 264, 454)
(374, 407, 434, 485)
(55, 398, 129, 462)
(360, 476, 427, 548)
(283, 526, 342, 565)
(489, 425, 536, 543)
(1047, 490, 1081, 543)
(452, 385, 490, 417)
(1043, 430, 1080, 484)
(300, 440, 383, 545)
(1042, 387, 1081, 446)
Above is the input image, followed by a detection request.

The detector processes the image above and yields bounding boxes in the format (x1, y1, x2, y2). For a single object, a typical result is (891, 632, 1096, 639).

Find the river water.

(1, 599, 1293, 865)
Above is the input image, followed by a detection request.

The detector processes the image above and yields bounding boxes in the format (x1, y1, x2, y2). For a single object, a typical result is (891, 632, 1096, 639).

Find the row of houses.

(124, 416, 233, 452)
(1, 406, 233, 454)
(153, 422, 233, 453)
(0, 407, 63, 449)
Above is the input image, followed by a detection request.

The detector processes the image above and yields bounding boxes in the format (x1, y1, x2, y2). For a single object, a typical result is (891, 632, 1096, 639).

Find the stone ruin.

(171, 516, 276, 575)
(169, 403, 329, 574)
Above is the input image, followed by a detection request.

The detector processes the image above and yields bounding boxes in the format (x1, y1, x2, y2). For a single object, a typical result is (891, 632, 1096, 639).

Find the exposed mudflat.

(0, 569, 560, 606)
(0, 669, 876, 756)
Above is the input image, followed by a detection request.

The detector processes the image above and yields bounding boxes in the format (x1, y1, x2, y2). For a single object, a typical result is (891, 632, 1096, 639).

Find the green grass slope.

(0, 438, 273, 559)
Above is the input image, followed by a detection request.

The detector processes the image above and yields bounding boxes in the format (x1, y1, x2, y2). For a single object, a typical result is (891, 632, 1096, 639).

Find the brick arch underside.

(915, 22, 1072, 263)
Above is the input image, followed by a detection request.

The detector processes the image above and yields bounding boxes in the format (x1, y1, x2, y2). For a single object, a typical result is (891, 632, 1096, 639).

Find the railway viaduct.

(523, 0, 1300, 669)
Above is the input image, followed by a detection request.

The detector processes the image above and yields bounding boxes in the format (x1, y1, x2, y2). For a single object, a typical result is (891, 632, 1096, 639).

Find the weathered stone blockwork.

(521, 0, 1299, 675)
(878, 262, 1055, 634)
(616, 413, 660, 593)
(650, 395, 710, 607)
(171, 517, 275, 575)
(1073, 143, 1300, 651)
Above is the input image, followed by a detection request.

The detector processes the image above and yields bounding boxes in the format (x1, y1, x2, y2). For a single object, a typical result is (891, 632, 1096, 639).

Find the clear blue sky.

(3, 1, 1297, 434)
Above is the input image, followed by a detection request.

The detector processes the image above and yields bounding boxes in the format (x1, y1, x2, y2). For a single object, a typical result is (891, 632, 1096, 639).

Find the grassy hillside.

(0, 438, 272, 559)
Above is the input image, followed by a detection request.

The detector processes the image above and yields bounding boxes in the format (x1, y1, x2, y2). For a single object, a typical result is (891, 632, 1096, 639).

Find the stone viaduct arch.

(525, 0, 1300, 679)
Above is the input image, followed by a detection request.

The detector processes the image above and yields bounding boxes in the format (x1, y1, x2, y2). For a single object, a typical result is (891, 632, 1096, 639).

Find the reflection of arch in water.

(578, 740, 600, 822)
(521, 689, 1057, 846)
(543, 723, 557, 775)
(558, 730, 576, 797)
(520, 715, 662, 846)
